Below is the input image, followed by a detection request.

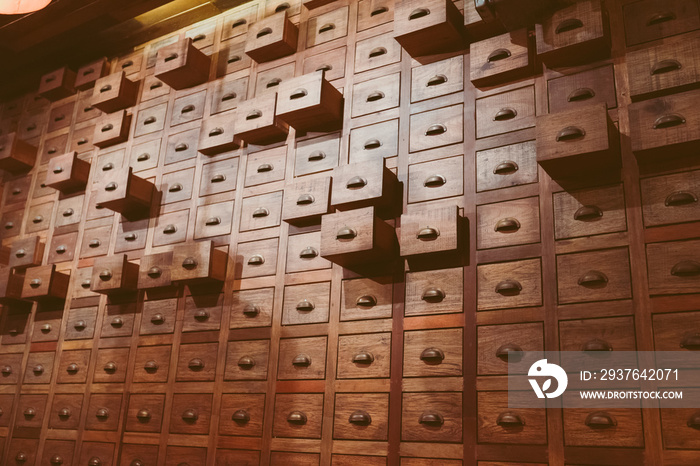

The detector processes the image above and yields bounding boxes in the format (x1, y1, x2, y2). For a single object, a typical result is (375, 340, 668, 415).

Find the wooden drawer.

(54, 194, 83, 228)
(273, 393, 324, 438)
(195, 201, 234, 239)
(349, 119, 399, 163)
(478, 322, 544, 375)
(235, 238, 279, 279)
(278, 336, 327, 380)
(559, 316, 636, 353)
(165, 127, 200, 165)
(130, 137, 160, 172)
(153, 209, 189, 247)
(93, 150, 125, 185)
(225, 339, 270, 381)
(65, 307, 98, 340)
(34, 170, 56, 198)
(0, 133, 36, 173)
(647, 239, 700, 295)
(77, 90, 102, 123)
(303, 46, 347, 81)
(477, 196, 540, 250)
(536, 103, 619, 180)
(222, 4, 257, 41)
(200, 157, 239, 196)
(337, 332, 391, 379)
(476, 140, 538, 192)
(133, 345, 172, 383)
(245, 145, 287, 187)
(138, 252, 173, 289)
(219, 393, 266, 437)
(90, 254, 139, 295)
(403, 328, 462, 377)
(320, 206, 397, 266)
(217, 41, 253, 76)
(287, 231, 332, 273)
(16, 394, 48, 428)
(401, 392, 462, 442)
(334, 393, 388, 440)
(24, 352, 55, 384)
(352, 72, 400, 118)
(176, 342, 218, 382)
(283, 176, 332, 224)
(476, 86, 535, 139)
(623, 0, 700, 46)
(75, 56, 109, 90)
(186, 21, 216, 49)
(408, 155, 463, 204)
(154, 38, 210, 90)
(120, 444, 159, 466)
(0, 394, 13, 425)
(235, 93, 289, 145)
(231, 287, 275, 328)
(245, 11, 299, 63)
(405, 267, 462, 317)
(354, 32, 401, 73)
(477, 258, 542, 311)
(470, 29, 532, 87)
(357, 0, 394, 31)
(183, 293, 223, 332)
(161, 167, 195, 204)
(1, 209, 24, 238)
(393, 0, 466, 57)
(48, 101, 74, 133)
(141, 75, 170, 103)
(5, 175, 31, 206)
(660, 387, 700, 449)
(198, 111, 242, 155)
(548, 64, 617, 113)
(411, 55, 463, 103)
(56, 349, 91, 384)
(276, 70, 344, 131)
(1, 310, 29, 345)
(38, 67, 76, 101)
(307, 6, 349, 47)
(141, 299, 177, 335)
(535, 0, 610, 66)
(7, 438, 39, 465)
(629, 88, 700, 162)
(9, 236, 44, 270)
(93, 109, 131, 148)
(172, 241, 227, 285)
(256, 62, 296, 96)
(73, 266, 98, 298)
(22, 264, 69, 302)
(641, 169, 700, 227)
(165, 446, 207, 466)
(117, 51, 143, 75)
(42, 439, 76, 465)
(42, 133, 68, 164)
(211, 76, 248, 115)
(562, 398, 643, 447)
(46, 151, 90, 194)
(70, 125, 95, 154)
(282, 281, 331, 325)
(125, 393, 165, 433)
(240, 191, 283, 232)
(91, 72, 139, 114)
(49, 394, 83, 429)
(653, 311, 700, 357)
(95, 167, 155, 218)
(331, 158, 399, 212)
(554, 184, 627, 239)
(341, 277, 393, 321)
(101, 302, 136, 338)
(93, 347, 129, 383)
(85, 393, 122, 431)
(557, 248, 632, 304)
(400, 203, 461, 257)
(32, 310, 62, 342)
(115, 218, 149, 253)
(295, 133, 340, 175)
(0, 353, 22, 384)
(79, 442, 115, 466)
(477, 391, 547, 444)
(409, 104, 463, 153)
(169, 393, 213, 435)
(171, 90, 206, 127)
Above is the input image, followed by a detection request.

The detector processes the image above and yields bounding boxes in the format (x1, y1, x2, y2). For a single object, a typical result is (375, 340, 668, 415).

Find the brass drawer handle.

(27, 123, 37, 131)
(164, 53, 178, 62)
(583, 338, 612, 352)
(205, 216, 221, 226)
(30, 278, 42, 288)
(346, 176, 367, 189)
(101, 124, 113, 132)
(100, 84, 113, 93)
(419, 412, 443, 426)
(211, 174, 226, 183)
(585, 411, 616, 428)
(232, 18, 247, 29)
(247, 110, 263, 120)
(77, 138, 88, 145)
(424, 174, 446, 187)
(653, 114, 686, 129)
(568, 87, 595, 102)
(121, 59, 134, 68)
(364, 139, 381, 150)
(336, 227, 357, 240)
(574, 205, 603, 221)
(287, 411, 307, 424)
(102, 162, 114, 171)
(45, 75, 56, 82)
(556, 126, 586, 142)
(74, 320, 87, 330)
(33, 364, 44, 374)
(192, 33, 206, 42)
(671, 260, 700, 277)
(319, 23, 335, 33)
(647, 11, 676, 26)
(297, 194, 315, 205)
(208, 127, 224, 137)
(258, 163, 273, 172)
(41, 324, 52, 333)
(163, 224, 177, 234)
(194, 310, 209, 321)
(181, 105, 196, 115)
(353, 351, 374, 364)
(63, 208, 74, 217)
(366, 91, 384, 102)
(233, 409, 250, 423)
(494, 108, 516, 121)
(144, 116, 157, 125)
(420, 347, 445, 363)
(84, 105, 94, 112)
(182, 257, 198, 269)
(368, 47, 386, 58)
(24, 407, 36, 417)
(308, 150, 326, 161)
(15, 248, 25, 257)
(55, 244, 66, 253)
(496, 343, 523, 361)
(12, 187, 21, 195)
(416, 227, 439, 240)
(421, 287, 445, 302)
(252, 207, 270, 218)
(238, 356, 255, 368)
(48, 147, 57, 154)
(1, 366, 11, 374)
(665, 191, 697, 206)
(182, 409, 199, 421)
(488, 48, 511, 62)
(349, 410, 372, 425)
(99, 270, 113, 281)
(144, 360, 159, 371)
(409, 7, 430, 20)
(427, 74, 447, 87)
(111, 317, 123, 327)
(296, 299, 315, 311)
(150, 81, 163, 90)
(687, 412, 700, 428)
(4, 222, 14, 229)
(228, 55, 242, 64)
(257, 27, 273, 38)
(104, 361, 117, 372)
(51, 455, 63, 465)
(89, 239, 101, 248)
(555, 18, 584, 34)
(222, 92, 237, 102)
(175, 143, 189, 152)
(81, 279, 92, 288)
(651, 59, 682, 75)
(243, 304, 260, 316)
(54, 114, 65, 122)
(356, 295, 377, 307)
(497, 412, 525, 427)
(371, 6, 388, 16)
(248, 255, 265, 265)
(495, 279, 522, 295)
(292, 354, 311, 366)
(494, 217, 520, 233)
(169, 183, 183, 192)
(493, 160, 518, 175)
(124, 233, 138, 241)
(137, 409, 151, 420)
(316, 64, 332, 72)
(15, 452, 28, 462)
(53, 166, 64, 174)
(58, 408, 71, 418)
(680, 334, 700, 350)
(425, 124, 446, 136)
(105, 181, 118, 191)
(147, 266, 162, 278)
(89, 458, 102, 466)
(290, 88, 308, 100)
(300, 246, 318, 259)
(188, 358, 205, 370)
(578, 270, 608, 287)
(96, 408, 109, 419)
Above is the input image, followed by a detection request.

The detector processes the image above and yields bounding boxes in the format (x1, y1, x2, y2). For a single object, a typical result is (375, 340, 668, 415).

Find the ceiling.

(0, 0, 247, 100)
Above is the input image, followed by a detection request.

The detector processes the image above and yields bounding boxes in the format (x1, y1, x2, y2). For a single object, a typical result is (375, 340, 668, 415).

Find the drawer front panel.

(556, 248, 632, 304)
(401, 392, 462, 442)
(478, 259, 543, 311)
(337, 332, 391, 379)
(403, 328, 463, 377)
(641, 169, 700, 227)
(477, 197, 540, 250)
(554, 184, 627, 239)
(646, 240, 700, 295)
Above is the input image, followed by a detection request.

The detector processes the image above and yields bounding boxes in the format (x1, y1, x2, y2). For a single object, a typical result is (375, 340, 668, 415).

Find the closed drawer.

(120, 444, 159, 466)
(283, 281, 331, 325)
(337, 332, 391, 379)
(0, 353, 22, 384)
(56, 349, 91, 384)
(401, 392, 462, 442)
(307, 6, 349, 47)
(245, 145, 287, 187)
(7, 438, 39, 465)
(1, 209, 24, 238)
(93, 150, 125, 185)
(357, 0, 393, 31)
(296, 134, 340, 175)
(217, 42, 253, 76)
(352, 73, 400, 118)
(477, 322, 544, 375)
(653, 311, 700, 362)
(222, 4, 257, 41)
(255, 63, 296, 96)
(331, 158, 399, 211)
(79, 442, 116, 465)
(183, 293, 223, 332)
(349, 119, 399, 164)
(117, 51, 143, 75)
(278, 336, 328, 380)
(73, 267, 98, 298)
(341, 277, 393, 321)
(138, 252, 173, 289)
(9, 235, 44, 270)
(334, 393, 388, 440)
(477, 258, 543, 311)
(195, 201, 234, 239)
(477, 196, 540, 249)
(393, 0, 466, 57)
(48, 102, 74, 133)
(276, 70, 344, 132)
(32, 310, 62, 342)
(165, 446, 207, 466)
(92, 71, 139, 114)
(354, 32, 401, 73)
(476, 86, 535, 139)
(70, 125, 95, 153)
(660, 388, 700, 449)
(126, 394, 165, 433)
(141, 299, 177, 335)
(200, 157, 239, 196)
(554, 184, 627, 239)
(562, 398, 643, 447)
(303, 46, 347, 81)
(273, 393, 324, 438)
(548, 64, 617, 113)
(115, 218, 149, 253)
(1, 310, 29, 345)
(133, 345, 171, 383)
(559, 316, 636, 353)
(408, 155, 463, 203)
(34, 170, 55, 198)
(49, 394, 82, 429)
(400, 203, 461, 257)
(55, 195, 84, 228)
(141, 75, 170, 102)
(231, 287, 275, 328)
(211, 76, 248, 115)
(165, 128, 199, 165)
(409, 104, 463, 153)
(411, 55, 463, 103)
(85, 393, 122, 431)
(219, 393, 266, 436)
(161, 168, 195, 204)
(287, 231, 331, 273)
(169, 393, 213, 435)
(244, 12, 298, 63)
(647, 239, 700, 295)
(470, 29, 532, 87)
(235, 238, 279, 279)
(38, 67, 76, 101)
(101, 302, 136, 338)
(65, 307, 98, 340)
(171, 90, 206, 127)
(24, 352, 55, 384)
(0, 394, 13, 425)
(240, 191, 283, 231)
(75, 57, 108, 90)
(93, 347, 129, 383)
(25, 202, 51, 234)
(477, 391, 547, 444)
(225, 339, 270, 380)
(176, 342, 218, 381)
(186, 21, 216, 49)
(405, 267, 462, 316)
(42, 439, 76, 465)
(77, 91, 102, 123)
(153, 209, 189, 247)
(93, 110, 131, 148)
(623, 0, 700, 46)
(641, 170, 700, 227)
(282, 176, 332, 224)
(404, 328, 462, 377)
(43, 133, 69, 163)
(476, 140, 538, 192)
(16, 394, 48, 428)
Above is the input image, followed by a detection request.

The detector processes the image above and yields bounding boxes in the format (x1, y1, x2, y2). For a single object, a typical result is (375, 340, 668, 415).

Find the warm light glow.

(0, 0, 51, 15)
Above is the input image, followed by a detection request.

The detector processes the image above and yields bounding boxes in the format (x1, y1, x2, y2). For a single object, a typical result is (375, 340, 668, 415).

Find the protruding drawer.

(470, 29, 532, 87)
(287, 231, 331, 273)
(169, 393, 213, 435)
(195, 201, 234, 239)
(647, 239, 700, 295)
(296, 134, 340, 176)
(154, 38, 211, 90)
(245, 11, 299, 63)
(240, 191, 284, 232)
(403, 328, 463, 377)
(548, 64, 617, 113)
(641, 170, 700, 227)
(408, 155, 463, 204)
(49, 394, 83, 430)
(90, 254, 139, 295)
(349, 119, 398, 164)
(126, 394, 165, 433)
(409, 104, 463, 153)
(93, 109, 131, 148)
(478, 391, 547, 444)
(93, 347, 129, 383)
(56, 349, 91, 384)
(231, 287, 275, 328)
(15, 394, 48, 428)
(477, 258, 542, 311)
(200, 157, 239, 196)
(354, 32, 401, 73)
(85, 393, 122, 431)
(95, 167, 155, 218)
(411, 55, 463, 103)
(0, 132, 37, 173)
(331, 158, 399, 212)
(554, 184, 627, 239)
(352, 72, 400, 118)
(21, 264, 70, 302)
(219, 393, 266, 437)
(198, 111, 242, 155)
(225, 339, 270, 380)
(172, 240, 227, 285)
(393, 0, 466, 57)
(477, 196, 540, 250)
(9, 236, 45, 270)
(133, 345, 172, 383)
(623, 0, 700, 46)
(276, 70, 344, 132)
(334, 393, 389, 440)
(235, 238, 279, 279)
(91, 71, 139, 114)
(234, 93, 289, 145)
(283, 176, 332, 224)
(65, 307, 98, 340)
(172, 89, 206, 127)
(341, 277, 393, 321)
(282, 281, 331, 325)
(278, 336, 327, 380)
(307, 6, 349, 46)
(183, 293, 223, 332)
(176, 342, 218, 382)
(273, 393, 324, 438)
(24, 352, 55, 384)
(400, 204, 462, 258)
(478, 322, 544, 375)
(476, 86, 535, 139)
(75, 56, 108, 90)
(401, 392, 462, 442)
(211, 76, 248, 115)
(562, 398, 643, 447)
(138, 252, 173, 289)
(337, 332, 391, 379)
(405, 268, 462, 316)
(45, 151, 90, 194)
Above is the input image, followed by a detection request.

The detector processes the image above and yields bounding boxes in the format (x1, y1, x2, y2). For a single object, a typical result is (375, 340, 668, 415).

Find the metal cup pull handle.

(497, 412, 525, 427)
(556, 126, 586, 142)
(182, 409, 199, 421)
(665, 191, 697, 206)
(163, 224, 177, 234)
(257, 163, 273, 173)
(58, 408, 71, 418)
(246, 110, 262, 120)
(496, 343, 523, 361)
(488, 48, 511, 62)
(316, 64, 332, 72)
(287, 411, 307, 424)
(336, 227, 357, 240)
(420, 347, 445, 363)
(182, 258, 198, 269)
(409, 7, 430, 20)
(41, 324, 52, 333)
(137, 409, 151, 421)
(296, 299, 315, 312)
(421, 287, 445, 302)
(101, 124, 113, 132)
(574, 205, 603, 221)
(33, 364, 44, 374)
(147, 267, 162, 278)
(169, 183, 183, 192)
(208, 127, 224, 137)
(243, 304, 260, 316)
(99, 270, 113, 281)
(495, 217, 521, 233)
(233, 409, 250, 423)
(51, 455, 64, 465)
(368, 47, 386, 58)
(653, 114, 686, 129)
(495, 280, 522, 295)
(585, 411, 616, 428)
(257, 27, 273, 38)
(105, 182, 118, 191)
(349, 410, 372, 425)
(424, 174, 446, 187)
(352, 351, 374, 364)
(181, 104, 195, 114)
(228, 55, 242, 64)
(188, 358, 204, 370)
(15, 248, 26, 257)
(252, 207, 269, 218)
(175, 143, 189, 152)
(419, 412, 444, 426)
(194, 310, 209, 321)
(556, 18, 584, 34)
(102, 162, 114, 171)
(346, 176, 367, 189)
(232, 18, 247, 28)
(104, 361, 117, 372)
(248, 255, 265, 265)
(416, 227, 439, 240)
(427, 74, 447, 87)
(238, 356, 255, 368)
(671, 260, 700, 277)
(82, 279, 92, 288)
(308, 150, 325, 161)
(290, 88, 308, 99)
(582, 338, 613, 352)
(493, 160, 518, 175)
(74, 320, 87, 330)
(299, 246, 318, 259)
(144, 116, 157, 125)
(24, 407, 36, 417)
(89, 239, 101, 248)
(567, 87, 595, 102)
(364, 138, 381, 150)
(211, 174, 226, 183)
(205, 216, 221, 226)
(366, 91, 384, 102)
(578, 270, 608, 287)
(680, 334, 700, 350)
(425, 124, 446, 136)
(647, 11, 676, 26)
(356, 295, 377, 307)
(319, 23, 335, 33)
(494, 108, 516, 121)
(150, 81, 163, 90)
(53, 166, 64, 174)
(652, 59, 682, 75)
(144, 360, 159, 371)
(30, 278, 42, 288)
(687, 412, 700, 428)
(100, 84, 112, 93)
(297, 194, 315, 205)
(164, 53, 178, 62)
(124, 233, 137, 241)
(111, 317, 123, 327)
(292, 354, 311, 366)
(222, 92, 237, 102)
(371, 6, 388, 16)
(95, 408, 110, 419)
(16, 452, 28, 462)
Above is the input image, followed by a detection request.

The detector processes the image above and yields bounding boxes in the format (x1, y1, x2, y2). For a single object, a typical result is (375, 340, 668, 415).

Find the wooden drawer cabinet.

(57, 349, 90, 384)
(79, 442, 115, 465)
(470, 29, 532, 87)
(198, 111, 242, 155)
(93, 347, 129, 383)
(476, 86, 535, 139)
(183, 293, 223, 332)
(24, 352, 55, 384)
(337, 332, 391, 379)
(307, 6, 349, 46)
(245, 145, 287, 187)
(176, 342, 218, 382)
(16, 394, 48, 428)
(411, 55, 463, 103)
(90, 254, 139, 295)
(234, 94, 289, 145)
(7, 439, 39, 465)
(477, 258, 542, 311)
(42, 439, 76, 466)
(172, 89, 206, 126)
(478, 322, 544, 375)
(641, 169, 700, 227)
(273, 393, 324, 439)
(211, 76, 248, 115)
(352, 72, 400, 118)
(647, 239, 700, 295)
(405, 267, 462, 317)
(333, 393, 389, 440)
(38, 67, 76, 101)
(278, 336, 327, 380)
(200, 157, 239, 196)
(331, 158, 399, 212)
(21, 264, 69, 302)
(126, 394, 165, 433)
(0, 132, 37, 173)
(553, 184, 627, 239)
(231, 288, 275, 328)
(45, 151, 90, 193)
(65, 307, 98, 340)
(235, 238, 279, 279)
(476, 140, 538, 192)
(283, 176, 332, 224)
(623, 0, 700, 46)
(169, 393, 213, 435)
(194, 201, 234, 239)
(354, 32, 401, 74)
(86, 393, 122, 431)
(154, 38, 211, 90)
(403, 328, 463, 377)
(547, 64, 617, 113)
(559, 316, 636, 353)
(401, 392, 462, 442)
(286, 231, 331, 273)
(400, 203, 462, 258)
(9, 235, 44, 269)
(133, 345, 172, 383)
(225, 339, 270, 381)
(49, 394, 83, 429)
(256, 62, 296, 96)
(240, 191, 283, 232)
(349, 119, 399, 163)
(219, 393, 266, 436)
(75, 56, 108, 90)
(341, 277, 393, 321)
(477, 391, 547, 444)
(477, 196, 540, 249)
(93, 109, 131, 148)
(91, 72, 139, 113)
(556, 248, 632, 304)
(245, 11, 299, 63)
(141, 299, 177, 335)
(276, 70, 344, 132)
(409, 104, 463, 153)
(562, 399, 644, 447)
(393, 0, 466, 57)
(283, 281, 331, 325)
